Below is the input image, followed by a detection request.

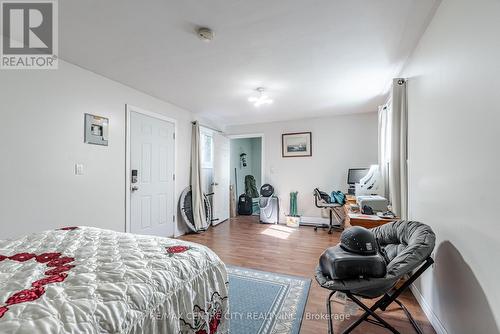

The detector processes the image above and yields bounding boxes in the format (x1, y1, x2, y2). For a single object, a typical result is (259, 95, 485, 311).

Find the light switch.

(75, 163, 84, 175)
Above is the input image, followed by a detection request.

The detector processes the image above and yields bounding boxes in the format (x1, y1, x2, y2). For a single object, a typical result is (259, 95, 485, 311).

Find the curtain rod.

(192, 121, 223, 133)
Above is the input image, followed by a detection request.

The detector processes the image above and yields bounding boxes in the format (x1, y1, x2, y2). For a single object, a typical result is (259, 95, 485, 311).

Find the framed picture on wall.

(282, 132, 312, 157)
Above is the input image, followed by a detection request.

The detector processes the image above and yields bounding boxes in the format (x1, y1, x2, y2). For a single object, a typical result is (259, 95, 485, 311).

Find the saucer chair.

(315, 220, 435, 334)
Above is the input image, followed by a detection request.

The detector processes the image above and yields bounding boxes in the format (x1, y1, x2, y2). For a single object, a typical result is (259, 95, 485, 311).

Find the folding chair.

(315, 220, 436, 333)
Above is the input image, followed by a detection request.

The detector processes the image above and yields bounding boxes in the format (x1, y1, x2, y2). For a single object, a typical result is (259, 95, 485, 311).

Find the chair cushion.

(319, 245, 387, 280)
(315, 265, 397, 298)
(371, 220, 435, 278)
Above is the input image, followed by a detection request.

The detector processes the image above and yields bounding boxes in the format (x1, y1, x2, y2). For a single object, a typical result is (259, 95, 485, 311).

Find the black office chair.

(315, 220, 435, 334)
(313, 188, 345, 234)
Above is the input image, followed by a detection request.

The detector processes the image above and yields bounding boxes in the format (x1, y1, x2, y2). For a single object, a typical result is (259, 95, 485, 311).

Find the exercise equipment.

(179, 186, 212, 233)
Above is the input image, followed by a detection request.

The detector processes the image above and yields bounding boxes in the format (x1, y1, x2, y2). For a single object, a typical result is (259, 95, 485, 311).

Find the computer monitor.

(347, 168, 369, 185)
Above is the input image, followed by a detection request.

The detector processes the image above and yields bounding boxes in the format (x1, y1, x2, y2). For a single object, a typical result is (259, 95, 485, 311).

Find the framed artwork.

(282, 132, 312, 157)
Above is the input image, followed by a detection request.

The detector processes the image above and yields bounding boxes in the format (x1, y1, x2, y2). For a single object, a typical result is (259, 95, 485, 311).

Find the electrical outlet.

(75, 163, 84, 175)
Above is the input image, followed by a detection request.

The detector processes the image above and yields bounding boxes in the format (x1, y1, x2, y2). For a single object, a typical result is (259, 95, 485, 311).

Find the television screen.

(347, 168, 369, 185)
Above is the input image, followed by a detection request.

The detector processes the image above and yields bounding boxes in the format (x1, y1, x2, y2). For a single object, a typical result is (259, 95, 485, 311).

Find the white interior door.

(212, 133, 230, 225)
(130, 111, 175, 237)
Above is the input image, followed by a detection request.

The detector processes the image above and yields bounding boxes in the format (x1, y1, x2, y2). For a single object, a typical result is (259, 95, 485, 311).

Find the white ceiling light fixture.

(248, 87, 273, 107)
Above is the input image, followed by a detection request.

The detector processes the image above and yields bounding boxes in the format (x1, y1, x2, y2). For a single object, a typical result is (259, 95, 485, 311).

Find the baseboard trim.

(174, 227, 187, 238)
(410, 284, 448, 334)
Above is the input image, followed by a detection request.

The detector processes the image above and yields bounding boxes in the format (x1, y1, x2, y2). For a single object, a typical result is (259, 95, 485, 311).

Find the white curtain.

(379, 78, 408, 219)
(378, 103, 391, 200)
(191, 122, 208, 230)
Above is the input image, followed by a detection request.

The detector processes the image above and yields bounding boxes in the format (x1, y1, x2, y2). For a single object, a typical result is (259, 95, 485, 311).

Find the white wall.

(0, 60, 193, 238)
(227, 112, 378, 220)
(402, 0, 500, 333)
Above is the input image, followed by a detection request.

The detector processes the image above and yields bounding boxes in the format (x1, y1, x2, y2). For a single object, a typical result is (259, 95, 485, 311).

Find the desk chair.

(313, 188, 345, 234)
(315, 220, 435, 333)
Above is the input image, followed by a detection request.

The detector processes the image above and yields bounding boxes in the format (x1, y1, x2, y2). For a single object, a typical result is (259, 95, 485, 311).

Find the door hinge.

(173, 215, 176, 222)
(173, 173, 176, 181)
(173, 132, 176, 140)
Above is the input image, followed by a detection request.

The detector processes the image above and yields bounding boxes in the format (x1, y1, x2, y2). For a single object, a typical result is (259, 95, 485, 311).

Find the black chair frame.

(313, 192, 344, 234)
(325, 257, 434, 334)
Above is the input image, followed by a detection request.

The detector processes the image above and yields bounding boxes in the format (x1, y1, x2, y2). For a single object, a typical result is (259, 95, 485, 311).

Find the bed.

(0, 226, 229, 334)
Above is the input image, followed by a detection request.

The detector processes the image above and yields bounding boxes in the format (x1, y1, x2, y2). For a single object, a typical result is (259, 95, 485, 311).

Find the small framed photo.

(282, 132, 312, 157)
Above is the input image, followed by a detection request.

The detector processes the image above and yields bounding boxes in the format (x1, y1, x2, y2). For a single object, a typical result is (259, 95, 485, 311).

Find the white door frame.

(227, 133, 266, 188)
(125, 104, 178, 234)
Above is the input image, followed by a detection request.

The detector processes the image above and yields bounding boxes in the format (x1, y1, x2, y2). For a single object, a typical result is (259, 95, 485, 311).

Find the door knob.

(131, 185, 139, 192)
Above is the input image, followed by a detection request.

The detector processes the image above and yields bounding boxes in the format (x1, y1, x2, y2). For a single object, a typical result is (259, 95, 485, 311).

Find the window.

(200, 129, 214, 194)
(201, 132, 214, 168)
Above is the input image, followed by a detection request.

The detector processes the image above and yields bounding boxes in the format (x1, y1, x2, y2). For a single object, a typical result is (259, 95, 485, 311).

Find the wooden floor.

(180, 216, 435, 334)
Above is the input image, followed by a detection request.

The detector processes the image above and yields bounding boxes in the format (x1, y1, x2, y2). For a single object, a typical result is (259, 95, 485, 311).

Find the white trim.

(410, 284, 448, 334)
(199, 125, 219, 135)
(227, 133, 266, 185)
(227, 133, 263, 139)
(125, 104, 178, 237)
(127, 104, 178, 125)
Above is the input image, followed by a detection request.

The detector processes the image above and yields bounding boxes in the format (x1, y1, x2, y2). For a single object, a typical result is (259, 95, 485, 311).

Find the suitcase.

(237, 194, 253, 215)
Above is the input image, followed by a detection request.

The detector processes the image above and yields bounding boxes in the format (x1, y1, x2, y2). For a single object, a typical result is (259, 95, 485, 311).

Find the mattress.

(0, 226, 229, 334)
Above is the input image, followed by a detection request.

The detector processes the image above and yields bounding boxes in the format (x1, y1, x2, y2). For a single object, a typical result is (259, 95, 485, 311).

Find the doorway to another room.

(229, 135, 263, 217)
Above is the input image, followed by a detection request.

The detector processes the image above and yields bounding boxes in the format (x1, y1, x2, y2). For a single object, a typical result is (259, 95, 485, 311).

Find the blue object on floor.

(227, 265, 311, 334)
(252, 198, 260, 215)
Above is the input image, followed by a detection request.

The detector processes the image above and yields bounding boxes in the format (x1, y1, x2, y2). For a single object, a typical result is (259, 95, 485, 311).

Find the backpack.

(238, 194, 253, 215)
(331, 191, 346, 205)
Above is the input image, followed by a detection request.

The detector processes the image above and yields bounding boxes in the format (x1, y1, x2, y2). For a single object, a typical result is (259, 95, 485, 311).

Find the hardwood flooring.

(180, 216, 435, 334)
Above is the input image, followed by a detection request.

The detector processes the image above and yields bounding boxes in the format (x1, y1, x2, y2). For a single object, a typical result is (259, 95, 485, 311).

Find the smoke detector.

(197, 27, 215, 42)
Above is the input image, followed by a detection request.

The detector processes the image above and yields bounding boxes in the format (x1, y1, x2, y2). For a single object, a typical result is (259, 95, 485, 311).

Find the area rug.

(227, 265, 311, 334)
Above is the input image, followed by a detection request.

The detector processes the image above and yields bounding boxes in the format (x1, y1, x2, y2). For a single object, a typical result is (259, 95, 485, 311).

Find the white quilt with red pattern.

(0, 227, 229, 334)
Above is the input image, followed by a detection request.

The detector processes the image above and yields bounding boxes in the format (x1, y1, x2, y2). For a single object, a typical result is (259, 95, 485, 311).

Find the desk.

(344, 195, 398, 229)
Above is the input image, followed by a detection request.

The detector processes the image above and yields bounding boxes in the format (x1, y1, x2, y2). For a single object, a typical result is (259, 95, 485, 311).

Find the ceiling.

(60, 0, 439, 126)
